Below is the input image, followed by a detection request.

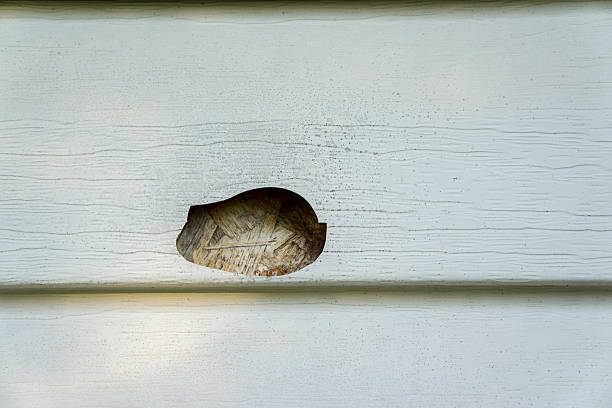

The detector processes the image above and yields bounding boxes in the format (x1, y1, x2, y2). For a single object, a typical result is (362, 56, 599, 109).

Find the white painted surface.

(1, 291, 611, 407)
(1, 2, 612, 288)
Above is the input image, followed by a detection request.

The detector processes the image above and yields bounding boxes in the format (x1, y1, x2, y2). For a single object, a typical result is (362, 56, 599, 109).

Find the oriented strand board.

(1, 2, 612, 289)
(176, 188, 326, 276)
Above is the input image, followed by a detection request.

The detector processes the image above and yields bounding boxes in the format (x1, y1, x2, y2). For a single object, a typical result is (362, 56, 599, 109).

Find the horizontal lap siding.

(1, 291, 612, 407)
(1, 2, 611, 288)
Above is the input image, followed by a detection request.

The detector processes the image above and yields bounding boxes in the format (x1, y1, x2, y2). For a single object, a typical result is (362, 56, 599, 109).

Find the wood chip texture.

(176, 188, 326, 276)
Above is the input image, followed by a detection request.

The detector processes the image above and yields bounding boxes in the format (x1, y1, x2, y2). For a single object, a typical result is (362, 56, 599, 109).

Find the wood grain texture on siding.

(1, 2, 611, 288)
(1, 291, 611, 407)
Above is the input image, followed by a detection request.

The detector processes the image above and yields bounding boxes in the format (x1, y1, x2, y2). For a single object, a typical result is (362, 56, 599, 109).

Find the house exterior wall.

(1, 2, 611, 406)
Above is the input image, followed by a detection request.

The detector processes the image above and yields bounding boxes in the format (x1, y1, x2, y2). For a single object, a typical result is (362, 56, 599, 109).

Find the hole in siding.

(176, 187, 326, 276)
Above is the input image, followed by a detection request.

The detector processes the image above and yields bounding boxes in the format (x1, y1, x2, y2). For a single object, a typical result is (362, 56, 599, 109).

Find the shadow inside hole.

(176, 187, 326, 276)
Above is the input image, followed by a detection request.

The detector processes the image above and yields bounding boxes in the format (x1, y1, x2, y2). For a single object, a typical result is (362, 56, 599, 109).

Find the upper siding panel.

(0, 1, 611, 288)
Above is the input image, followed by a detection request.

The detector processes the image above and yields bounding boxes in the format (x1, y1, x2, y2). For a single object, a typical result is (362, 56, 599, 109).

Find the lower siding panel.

(0, 291, 610, 407)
